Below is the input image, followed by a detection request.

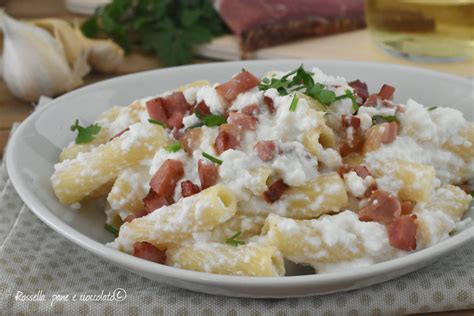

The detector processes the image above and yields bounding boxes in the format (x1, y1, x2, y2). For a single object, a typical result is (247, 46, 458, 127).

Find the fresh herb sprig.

(166, 142, 182, 152)
(202, 152, 223, 165)
(195, 111, 227, 127)
(372, 115, 398, 125)
(70, 120, 101, 144)
(427, 106, 438, 111)
(104, 224, 119, 236)
(259, 65, 344, 108)
(81, 0, 229, 66)
(225, 232, 245, 247)
(148, 118, 166, 128)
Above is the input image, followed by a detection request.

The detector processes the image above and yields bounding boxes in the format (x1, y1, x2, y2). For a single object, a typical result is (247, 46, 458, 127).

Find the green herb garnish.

(289, 94, 299, 112)
(166, 142, 182, 152)
(258, 65, 338, 107)
(335, 89, 358, 112)
(225, 232, 245, 247)
(202, 152, 223, 165)
(195, 111, 227, 127)
(70, 120, 101, 144)
(104, 224, 118, 236)
(372, 115, 399, 125)
(148, 118, 167, 128)
(81, 0, 229, 66)
(427, 106, 438, 111)
(470, 191, 474, 197)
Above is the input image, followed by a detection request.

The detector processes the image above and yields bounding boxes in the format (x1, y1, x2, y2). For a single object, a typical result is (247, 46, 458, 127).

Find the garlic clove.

(32, 18, 90, 76)
(73, 22, 124, 74)
(0, 10, 88, 102)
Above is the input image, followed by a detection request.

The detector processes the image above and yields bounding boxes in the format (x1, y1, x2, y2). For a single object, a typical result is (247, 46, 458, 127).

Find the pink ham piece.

(386, 215, 417, 251)
(378, 84, 395, 101)
(359, 190, 402, 224)
(337, 164, 371, 179)
(263, 96, 276, 114)
(400, 201, 415, 215)
(146, 98, 168, 123)
(264, 179, 289, 203)
(215, 71, 260, 103)
(215, 124, 241, 154)
(255, 140, 276, 162)
(339, 114, 364, 157)
(149, 159, 184, 198)
(133, 241, 167, 264)
(124, 209, 148, 223)
(215, 0, 365, 52)
(193, 100, 212, 116)
(348, 80, 369, 104)
(181, 180, 201, 198)
(363, 122, 398, 153)
(142, 189, 172, 214)
(241, 104, 260, 116)
(227, 112, 257, 131)
(179, 128, 202, 155)
(146, 92, 191, 128)
(198, 159, 219, 189)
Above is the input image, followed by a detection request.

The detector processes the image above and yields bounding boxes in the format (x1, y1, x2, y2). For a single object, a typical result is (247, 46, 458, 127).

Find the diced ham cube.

(254, 140, 276, 161)
(161, 91, 191, 116)
(179, 128, 202, 155)
(215, 124, 241, 154)
(359, 190, 402, 224)
(142, 189, 172, 214)
(386, 215, 417, 251)
(458, 184, 471, 194)
(133, 241, 167, 264)
(378, 84, 395, 101)
(348, 80, 369, 104)
(363, 94, 379, 107)
(264, 179, 289, 203)
(146, 98, 168, 123)
(227, 112, 257, 131)
(339, 114, 364, 157)
(167, 111, 184, 129)
(363, 122, 398, 153)
(241, 103, 260, 116)
(337, 164, 371, 179)
(400, 201, 415, 215)
(109, 127, 130, 141)
(193, 100, 211, 116)
(149, 159, 184, 198)
(180, 180, 201, 198)
(198, 159, 219, 189)
(263, 96, 276, 114)
(215, 71, 260, 103)
(124, 209, 148, 222)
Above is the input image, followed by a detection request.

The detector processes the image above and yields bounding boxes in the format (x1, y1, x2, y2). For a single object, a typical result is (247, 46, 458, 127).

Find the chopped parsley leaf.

(372, 115, 398, 125)
(166, 142, 182, 152)
(202, 152, 223, 165)
(427, 106, 438, 111)
(335, 89, 358, 112)
(195, 111, 227, 127)
(70, 120, 101, 144)
(225, 232, 245, 247)
(148, 119, 167, 128)
(104, 224, 118, 236)
(289, 94, 299, 112)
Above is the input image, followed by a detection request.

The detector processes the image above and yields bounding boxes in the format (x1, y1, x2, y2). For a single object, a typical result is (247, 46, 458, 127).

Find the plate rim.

(6, 59, 474, 292)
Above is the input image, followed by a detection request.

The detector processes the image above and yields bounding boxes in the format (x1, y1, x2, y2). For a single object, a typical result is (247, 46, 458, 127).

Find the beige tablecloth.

(0, 123, 473, 315)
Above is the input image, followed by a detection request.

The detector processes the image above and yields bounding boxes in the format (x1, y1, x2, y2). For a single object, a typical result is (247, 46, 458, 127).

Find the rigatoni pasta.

(51, 65, 472, 276)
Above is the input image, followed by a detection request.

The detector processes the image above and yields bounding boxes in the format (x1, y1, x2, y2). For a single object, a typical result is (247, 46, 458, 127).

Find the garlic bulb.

(0, 10, 89, 102)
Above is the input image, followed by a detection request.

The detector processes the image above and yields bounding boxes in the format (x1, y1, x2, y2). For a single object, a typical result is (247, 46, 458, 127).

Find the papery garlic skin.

(0, 10, 88, 102)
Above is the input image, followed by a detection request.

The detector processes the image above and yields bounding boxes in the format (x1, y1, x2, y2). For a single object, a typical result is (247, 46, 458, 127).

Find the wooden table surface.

(0, 1, 473, 315)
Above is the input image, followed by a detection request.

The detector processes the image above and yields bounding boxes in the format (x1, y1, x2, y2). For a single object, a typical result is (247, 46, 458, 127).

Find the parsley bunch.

(259, 65, 358, 111)
(81, 0, 228, 66)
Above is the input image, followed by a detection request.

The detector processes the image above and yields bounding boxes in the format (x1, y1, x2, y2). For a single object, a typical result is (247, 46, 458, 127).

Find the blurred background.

(0, 0, 473, 154)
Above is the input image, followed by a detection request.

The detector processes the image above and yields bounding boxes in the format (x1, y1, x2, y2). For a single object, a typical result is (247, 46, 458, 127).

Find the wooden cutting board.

(196, 30, 474, 77)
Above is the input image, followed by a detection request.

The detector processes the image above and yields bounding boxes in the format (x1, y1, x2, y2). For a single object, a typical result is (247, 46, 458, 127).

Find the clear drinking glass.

(365, 0, 474, 62)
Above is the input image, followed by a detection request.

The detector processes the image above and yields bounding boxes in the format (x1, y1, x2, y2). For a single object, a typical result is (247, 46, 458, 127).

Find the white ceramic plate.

(6, 60, 474, 298)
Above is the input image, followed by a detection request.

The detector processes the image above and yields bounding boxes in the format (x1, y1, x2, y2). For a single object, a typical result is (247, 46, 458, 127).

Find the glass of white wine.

(366, 0, 474, 62)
